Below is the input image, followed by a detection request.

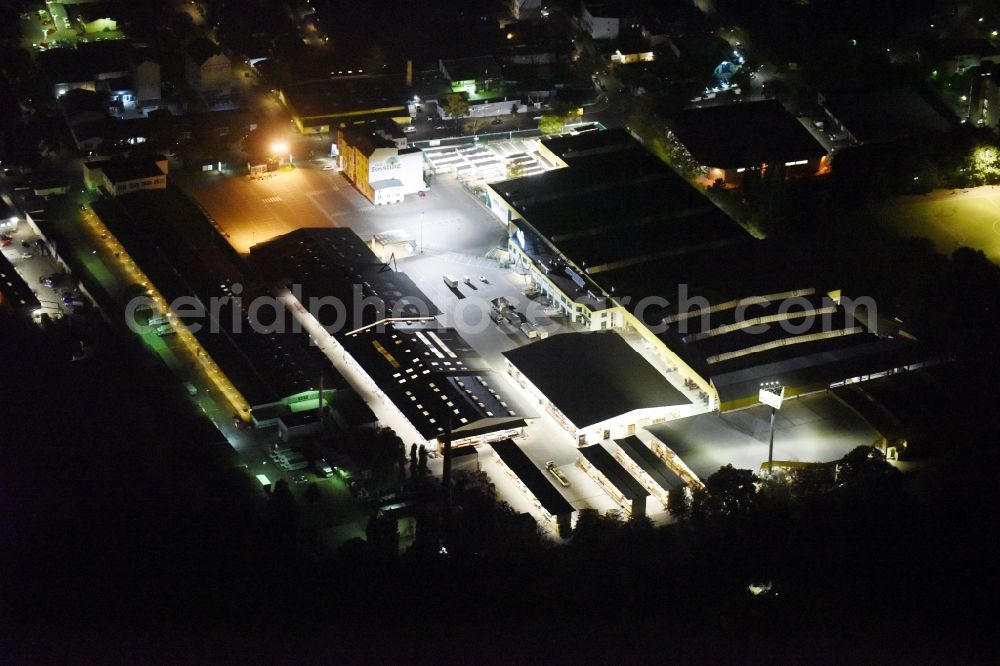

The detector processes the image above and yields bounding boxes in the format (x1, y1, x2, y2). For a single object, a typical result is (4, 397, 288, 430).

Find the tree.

(442, 93, 469, 121)
(694, 465, 758, 518)
(463, 116, 487, 135)
(835, 446, 898, 487)
(537, 114, 566, 135)
(418, 444, 428, 472)
(507, 161, 526, 179)
(365, 511, 399, 559)
(268, 479, 299, 533)
(667, 485, 690, 519)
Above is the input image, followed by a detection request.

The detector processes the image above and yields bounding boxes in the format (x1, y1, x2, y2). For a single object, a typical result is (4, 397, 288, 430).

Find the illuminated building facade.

(338, 126, 424, 205)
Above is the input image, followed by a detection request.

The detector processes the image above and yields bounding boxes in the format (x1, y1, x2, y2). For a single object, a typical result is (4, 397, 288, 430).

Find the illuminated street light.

(270, 141, 288, 155)
(759, 381, 785, 475)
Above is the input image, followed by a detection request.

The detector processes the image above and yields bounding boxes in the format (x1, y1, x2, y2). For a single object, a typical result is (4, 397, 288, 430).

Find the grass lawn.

(878, 186, 1000, 264)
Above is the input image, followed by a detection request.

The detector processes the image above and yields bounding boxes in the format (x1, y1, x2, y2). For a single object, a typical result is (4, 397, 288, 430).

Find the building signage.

(370, 155, 400, 174)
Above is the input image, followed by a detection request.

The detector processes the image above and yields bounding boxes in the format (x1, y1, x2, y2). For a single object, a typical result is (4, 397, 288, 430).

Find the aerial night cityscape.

(1, 0, 999, 661)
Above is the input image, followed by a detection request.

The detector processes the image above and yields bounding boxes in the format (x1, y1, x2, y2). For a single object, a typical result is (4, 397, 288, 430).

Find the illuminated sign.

(370, 155, 400, 174)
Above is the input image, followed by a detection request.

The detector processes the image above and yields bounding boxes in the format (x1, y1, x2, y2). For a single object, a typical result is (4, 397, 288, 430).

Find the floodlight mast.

(759, 382, 785, 475)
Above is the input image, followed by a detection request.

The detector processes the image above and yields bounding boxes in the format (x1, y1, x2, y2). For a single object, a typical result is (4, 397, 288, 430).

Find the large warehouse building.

(92, 189, 374, 433)
(503, 331, 691, 445)
(667, 99, 828, 185)
(487, 129, 923, 411)
(251, 228, 533, 448)
(277, 75, 410, 134)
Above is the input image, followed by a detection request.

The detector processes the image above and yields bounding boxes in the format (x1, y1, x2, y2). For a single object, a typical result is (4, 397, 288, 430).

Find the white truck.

(443, 275, 459, 288)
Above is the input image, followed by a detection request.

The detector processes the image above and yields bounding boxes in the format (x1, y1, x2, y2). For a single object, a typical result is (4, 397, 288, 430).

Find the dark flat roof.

(580, 444, 649, 501)
(490, 439, 574, 517)
(492, 128, 746, 276)
(819, 88, 952, 144)
(282, 76, 406, 120)
(39, 40, 132, 83)
(615, 435, 683, 491)
(99, 157, 165, 183)
(502, 331, 689, 428)
(250, 227, 439, 332)
(583, 1, 630, 19)
(669, 100, 826, 168)
(93, 189, 348, 408)
(708, 335, 922, 406)
(341, 323, 528, 440)
(339, 125, 398, 156)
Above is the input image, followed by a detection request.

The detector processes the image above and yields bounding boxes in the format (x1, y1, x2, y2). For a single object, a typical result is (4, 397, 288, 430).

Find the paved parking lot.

(647, 392, 881, 481)
(175, 166, 506, 255)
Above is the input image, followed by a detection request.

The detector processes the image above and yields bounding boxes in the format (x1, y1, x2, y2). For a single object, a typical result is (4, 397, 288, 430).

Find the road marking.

(261, 196, 282, 204)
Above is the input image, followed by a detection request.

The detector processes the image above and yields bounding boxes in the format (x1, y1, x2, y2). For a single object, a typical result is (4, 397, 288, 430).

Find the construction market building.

(486, 128, 923, 411)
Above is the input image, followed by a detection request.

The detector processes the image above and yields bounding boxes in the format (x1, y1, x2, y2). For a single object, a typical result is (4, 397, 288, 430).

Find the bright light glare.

(271, 142, 288, 154)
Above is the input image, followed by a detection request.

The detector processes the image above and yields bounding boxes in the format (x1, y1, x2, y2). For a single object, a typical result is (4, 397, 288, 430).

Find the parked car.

(0, 234, 11, 241)
(20, 251, 33, 259)
(1, 239, 12, 248)
(402, 125, 417, 134)
(491, 117, 503, 125)
(546, 461, 571, 487)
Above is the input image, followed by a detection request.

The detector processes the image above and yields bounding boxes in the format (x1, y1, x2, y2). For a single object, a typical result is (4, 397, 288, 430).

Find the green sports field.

(878, 187, 1000, 264)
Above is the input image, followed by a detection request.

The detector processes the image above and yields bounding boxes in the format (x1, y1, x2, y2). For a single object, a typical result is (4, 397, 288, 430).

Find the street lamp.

(759, 381, 785, 475)
(419, 211, 424, 253)
(270, 141, 291, 165)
